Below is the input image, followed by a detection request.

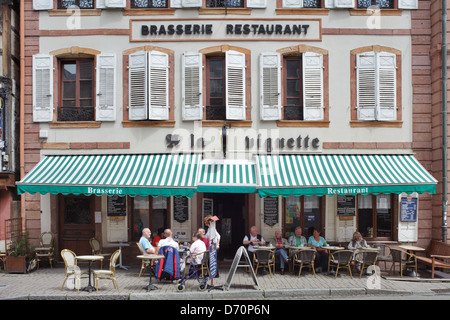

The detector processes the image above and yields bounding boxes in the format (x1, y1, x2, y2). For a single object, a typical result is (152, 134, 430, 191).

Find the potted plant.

(6, 232, 34, 273)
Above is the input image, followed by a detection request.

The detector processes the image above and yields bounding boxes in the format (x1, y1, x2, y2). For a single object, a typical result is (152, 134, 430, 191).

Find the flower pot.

(6, 256, 27, 274)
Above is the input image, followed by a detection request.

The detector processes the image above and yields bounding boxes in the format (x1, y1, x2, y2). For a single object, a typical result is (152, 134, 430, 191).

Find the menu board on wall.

(202, 198, 213, 222)
(400, 196, 418, 222)
(264, 197, 278, 226)
(337, 195, 356, 216)
(107, 195, 127, 217)
(173, 196, 189, 223)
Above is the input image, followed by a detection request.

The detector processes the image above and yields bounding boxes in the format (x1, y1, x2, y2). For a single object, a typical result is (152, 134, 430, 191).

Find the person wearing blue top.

(307, 228, 329, 273)
(139, 228, 156, 255)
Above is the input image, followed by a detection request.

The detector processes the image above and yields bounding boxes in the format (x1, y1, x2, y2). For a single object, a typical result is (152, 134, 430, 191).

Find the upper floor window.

(131, 0, 169, 8)
(357, 0, 393, 8)
(58, 0, 94, 9)
(206, 0, 244, 7)
(282, 0, 323, 8)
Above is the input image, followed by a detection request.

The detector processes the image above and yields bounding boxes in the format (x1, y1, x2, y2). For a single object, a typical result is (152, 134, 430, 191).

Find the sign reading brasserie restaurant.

(131, 19, 321, 42)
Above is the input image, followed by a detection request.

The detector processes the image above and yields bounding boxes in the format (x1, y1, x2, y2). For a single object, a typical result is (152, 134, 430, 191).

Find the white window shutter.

(260, 52, 281, 121)
(282, 0, 303, 8)
(377, 52, 397, 121)
(171, 0, 183, 8)
(182, 52, 203, 121)
(356, 52, 376, 121)
(33, 54, 53, 122)
(324, 0, 335, 8)
(148, 51, 169, 120)
(105, 0, 127, 8)
(128, 51, 148, 120)
(33, 0, 53, 10)
(96, 54, 116, 122)
(247, 0, 267, 8)
(398, 0, 418, 9)
(96, 0, 106, 8)
(226, 50, 246, 121)
(334, 0, 355, 8)
(182, 0, 202, 7)
(302, 52, 324, 121)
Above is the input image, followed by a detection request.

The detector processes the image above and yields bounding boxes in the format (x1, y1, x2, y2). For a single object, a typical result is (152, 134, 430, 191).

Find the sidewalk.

(1, 263, 450, 300)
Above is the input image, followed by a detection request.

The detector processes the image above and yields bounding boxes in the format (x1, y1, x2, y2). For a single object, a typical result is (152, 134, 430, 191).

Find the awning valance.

(196, 159, 257, 193)
(256, 154, 437, 197)
(17, 154, 201, 198)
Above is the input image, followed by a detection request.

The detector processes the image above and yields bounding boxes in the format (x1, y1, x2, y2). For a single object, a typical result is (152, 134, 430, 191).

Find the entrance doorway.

(203, 193, 247, 260)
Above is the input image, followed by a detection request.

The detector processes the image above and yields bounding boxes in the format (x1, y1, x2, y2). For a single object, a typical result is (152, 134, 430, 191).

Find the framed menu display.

(107, 195, 127, 217)
(400, 196, 418, 222)
(173, 196, 189, 223)
(337, 195, 356, 216)
(264, 197, 278, 226)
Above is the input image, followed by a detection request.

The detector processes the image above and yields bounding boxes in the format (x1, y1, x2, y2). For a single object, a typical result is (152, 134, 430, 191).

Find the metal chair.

(35, 232, 55, 269)
(389, 248, 417, 277)
(329, 250, 354, 278)
(253, 249, 275, 277)
(93, 249, 121, 292)
(293, 248, 316, 278)
(89, 238, 111, 269)
(355, 250, 379, 278)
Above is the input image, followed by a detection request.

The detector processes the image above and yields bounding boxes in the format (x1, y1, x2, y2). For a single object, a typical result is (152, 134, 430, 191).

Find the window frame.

(205, 55, 226, 121)
(282, 55, 304, 120)
(356, 194, 394, 241)
(130, 0, 169, 8)
(57, 0, 95, 9)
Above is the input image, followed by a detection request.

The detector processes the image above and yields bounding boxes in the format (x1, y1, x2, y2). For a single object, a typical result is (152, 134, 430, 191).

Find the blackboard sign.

(173, 196, 189, 223)
(264, 197, 278, 226)
(107, 195, 127, 216)
(224, 246, 259, 291)
(337, 195, 355, 216)
(400, 196, 418, 222)
(202, 198, 213, 221)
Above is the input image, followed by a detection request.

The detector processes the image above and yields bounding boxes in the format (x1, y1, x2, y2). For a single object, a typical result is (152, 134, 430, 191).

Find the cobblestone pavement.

(1, 262, 450, 300)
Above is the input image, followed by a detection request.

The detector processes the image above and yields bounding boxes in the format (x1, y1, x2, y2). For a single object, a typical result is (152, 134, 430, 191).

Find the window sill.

(48, 9, 101, 16)
(350, 120, 403, 127)
(123, 8, 176, 15)
(276, 8, 329, 15)
(49, 121, 101, 128)
(122, 120, 175, 127)
(198, 8, 252, 15)
(349, 9, 403, 15)
(276, 120, 330, 127)
(201, 120, 252, 127)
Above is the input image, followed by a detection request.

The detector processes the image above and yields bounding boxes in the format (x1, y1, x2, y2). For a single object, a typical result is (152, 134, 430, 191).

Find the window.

(58, 59, 95, 121)
(357, 194, 392, 239)
(355, 50, 397, 121)
(260, 50, 325, 121)
(58, 0, 94, 9)
(284, 195, 322, 239)
(206, 0, 244, 7)
(131, 0, 168, 8)
(357, 0, 394, 8)
(132, 195, 168, 242)
(181, 49, 248, 121)
(282, 0, 323, 8)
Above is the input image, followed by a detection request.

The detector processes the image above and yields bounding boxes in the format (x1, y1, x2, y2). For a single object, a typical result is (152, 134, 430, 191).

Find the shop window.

(206, 0, 244, 7)
(132, 195, 168, 241)
(131, 0, 169, 8)
(58, 59, 95, 121)
(357, 194, 392, 239)
(58, 0, 95, 9)
(284, 195, 321, 239)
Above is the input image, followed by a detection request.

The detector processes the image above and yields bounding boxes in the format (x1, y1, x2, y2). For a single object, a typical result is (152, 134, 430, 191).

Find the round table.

(75, 255, 104, 293)
(137, 254, 164, 292)
(105, 242, 130, 270)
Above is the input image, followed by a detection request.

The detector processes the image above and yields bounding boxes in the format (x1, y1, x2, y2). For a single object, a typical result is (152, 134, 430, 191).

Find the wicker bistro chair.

(253, 249, 275, 277)
(35, 232, 55, 269)
(60, 249, 89, 292)
(136, 242, 152, 278)
(199, 250, 210, 278)
(89, 238, 111, 269)
(355, 250, 380, 278)
(329, 250, 354, 278)
(293, 248, 316, 278)
(389, 248, 418, 278)
(93, 249, 121, 292)
(373, 244, 392, 271)
(0, 240, 8, 272)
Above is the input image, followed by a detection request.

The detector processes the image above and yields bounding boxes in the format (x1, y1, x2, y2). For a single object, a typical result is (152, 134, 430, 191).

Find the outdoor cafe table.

(323, 246, 345, 274)
(285, 246, 314, 274)
(137, 254, 164, 292)
(75, 255, 104, 293)
(399, 245, 425, 277)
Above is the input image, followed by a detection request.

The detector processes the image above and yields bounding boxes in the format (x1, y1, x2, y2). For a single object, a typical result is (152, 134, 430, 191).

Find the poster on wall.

(400, 196, 418, 222)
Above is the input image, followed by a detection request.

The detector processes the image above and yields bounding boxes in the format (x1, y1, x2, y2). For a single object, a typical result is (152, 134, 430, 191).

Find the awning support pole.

(442, 0, 448, 243)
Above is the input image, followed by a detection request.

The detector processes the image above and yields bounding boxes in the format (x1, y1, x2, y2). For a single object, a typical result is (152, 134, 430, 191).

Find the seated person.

(288, 227, 307, 247)
(348, 231, 370, 269)
(139, 228, 156, 255)
(198, 228, 210, 250)
(157, 229, 179, 251)
(307, 228, 328, 273)
(152, 228, 165, 247)
(270, 230, 289, 275)
(187, 232, 207, 267)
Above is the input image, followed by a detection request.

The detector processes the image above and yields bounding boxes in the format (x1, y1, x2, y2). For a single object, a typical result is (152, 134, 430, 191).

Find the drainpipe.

(442, 0, 448, 243)
(19, 0, 25, 227)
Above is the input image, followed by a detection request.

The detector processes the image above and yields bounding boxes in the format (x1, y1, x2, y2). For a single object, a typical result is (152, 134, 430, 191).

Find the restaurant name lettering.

(141, 24, 310, 36)
(327, 187, 369, 195)
(87, 187, 124, 195)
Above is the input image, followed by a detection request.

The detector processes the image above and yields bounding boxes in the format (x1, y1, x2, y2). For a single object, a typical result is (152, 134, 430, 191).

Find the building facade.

(19, 0, 443, 261)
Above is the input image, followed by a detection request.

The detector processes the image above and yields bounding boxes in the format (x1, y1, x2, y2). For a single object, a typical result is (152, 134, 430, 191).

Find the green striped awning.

(257, 154, 437, 197)
(17, 154, 201, 198)
(196, 159, 257, 193)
